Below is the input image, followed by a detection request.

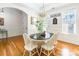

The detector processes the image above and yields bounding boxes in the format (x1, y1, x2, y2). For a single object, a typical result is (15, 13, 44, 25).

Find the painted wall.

(21, 12, 28, 33)
(0, 8, 27, 37)
(47, 4, 79, 45)
(27, 15, 37, 35)
(0, 3, 38, 37)
(47, 14, 62, 33)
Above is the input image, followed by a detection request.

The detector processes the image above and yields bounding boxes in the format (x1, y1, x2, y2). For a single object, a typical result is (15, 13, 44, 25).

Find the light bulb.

(0, 12, 4, 15)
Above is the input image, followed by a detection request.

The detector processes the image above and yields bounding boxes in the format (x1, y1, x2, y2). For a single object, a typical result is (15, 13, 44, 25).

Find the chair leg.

(48, 49, 55, 56)
(41, 48, 48, 56)
(23, 49, 26, 56)
(52, 49, 55, 56)
(31, 51, 37, 56)
(40, 47, 42, 55)
(36, 47, 40, 56)
(41, 49, 55, 56)
(29, 51, 31, 56)
(48, 50, 53, 56)
(31, 48, 39, 56)
(48, 51, 50, 56)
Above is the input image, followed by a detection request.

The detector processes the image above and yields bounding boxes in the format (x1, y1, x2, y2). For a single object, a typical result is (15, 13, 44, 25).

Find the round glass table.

(29, 32, 54, 55)
(30, 32, 54, 47)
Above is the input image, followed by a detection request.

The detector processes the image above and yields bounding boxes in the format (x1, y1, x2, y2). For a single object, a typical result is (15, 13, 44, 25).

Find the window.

(62, 9, 76, 34)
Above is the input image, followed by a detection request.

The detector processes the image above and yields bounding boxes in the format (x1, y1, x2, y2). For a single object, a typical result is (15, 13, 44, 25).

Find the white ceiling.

(22, 3, 69, 13)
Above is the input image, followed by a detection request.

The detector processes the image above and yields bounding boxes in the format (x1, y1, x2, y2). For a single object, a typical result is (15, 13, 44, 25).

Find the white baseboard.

(58, 33, 79, 45)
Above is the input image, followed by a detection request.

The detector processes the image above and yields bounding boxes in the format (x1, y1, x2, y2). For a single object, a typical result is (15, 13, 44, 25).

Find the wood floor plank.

(0, 35, 79, 56)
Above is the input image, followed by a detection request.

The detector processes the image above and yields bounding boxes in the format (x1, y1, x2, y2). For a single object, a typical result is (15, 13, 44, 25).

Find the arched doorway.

(0, 7, 28, 37)
(0, 3, 38, 37)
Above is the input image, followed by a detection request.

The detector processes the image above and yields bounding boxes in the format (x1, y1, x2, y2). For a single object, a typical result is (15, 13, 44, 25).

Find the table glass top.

(30, 32, 53, 40)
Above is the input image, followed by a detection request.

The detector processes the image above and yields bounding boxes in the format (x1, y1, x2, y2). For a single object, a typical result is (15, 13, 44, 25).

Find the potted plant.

(36, 21, 43, 33)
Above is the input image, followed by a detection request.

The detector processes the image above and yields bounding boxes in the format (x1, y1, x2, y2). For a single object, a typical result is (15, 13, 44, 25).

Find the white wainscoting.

(58, 33, 79, 45)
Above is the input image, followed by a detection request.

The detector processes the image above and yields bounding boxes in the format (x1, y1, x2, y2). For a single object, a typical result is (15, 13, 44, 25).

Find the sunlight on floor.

(61, 48, 76, 56)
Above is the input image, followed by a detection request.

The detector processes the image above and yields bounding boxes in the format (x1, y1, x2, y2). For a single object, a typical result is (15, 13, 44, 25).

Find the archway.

(0, 3, 37, 16)
(0, 3, 38, 37)
(0, 7, 28, 37)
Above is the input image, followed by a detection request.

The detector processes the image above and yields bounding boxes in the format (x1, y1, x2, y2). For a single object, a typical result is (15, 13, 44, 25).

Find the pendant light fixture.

(38, 0, 47, 17)
(0, 8, 4, 15)
(0, 8, 4, 17)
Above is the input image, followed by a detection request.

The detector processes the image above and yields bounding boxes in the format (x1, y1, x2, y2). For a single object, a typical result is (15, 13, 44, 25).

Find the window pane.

(62, 23, 68, 34)
(62, 9, 76, 34)
(68, 24, 74, 33)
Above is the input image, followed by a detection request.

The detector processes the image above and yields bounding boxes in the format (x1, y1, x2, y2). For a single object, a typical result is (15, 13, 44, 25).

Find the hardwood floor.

(0, 35, 79, 56)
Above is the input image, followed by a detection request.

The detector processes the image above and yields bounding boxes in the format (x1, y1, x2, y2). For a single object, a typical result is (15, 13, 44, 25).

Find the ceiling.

(22, 3, 69, 13)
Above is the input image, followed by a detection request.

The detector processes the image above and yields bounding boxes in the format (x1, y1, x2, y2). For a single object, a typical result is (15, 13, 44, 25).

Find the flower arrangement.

(36, 17, 44, 33)
(35, 15, 47, 33)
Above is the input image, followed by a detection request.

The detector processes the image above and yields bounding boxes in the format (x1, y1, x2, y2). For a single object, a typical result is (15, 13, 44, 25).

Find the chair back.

(46, 33, 57, 46)
(23, 33, 31, 45)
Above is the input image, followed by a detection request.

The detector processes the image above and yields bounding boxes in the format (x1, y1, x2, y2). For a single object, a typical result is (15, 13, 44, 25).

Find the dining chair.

(23, 33, 37, 56)
(41, 34, 57, 56)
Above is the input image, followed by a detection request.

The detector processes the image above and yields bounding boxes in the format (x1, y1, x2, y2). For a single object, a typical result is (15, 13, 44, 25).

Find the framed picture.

(50, 13, 61, 25)
(53, 18, 57, 24)
(0, 17, 4, 26)
(31, 17, 37, 25)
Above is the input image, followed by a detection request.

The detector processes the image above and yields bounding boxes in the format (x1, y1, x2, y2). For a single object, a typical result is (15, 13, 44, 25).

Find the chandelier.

(0, 8, 4, 18)
(0, 8, 4, 15)
(38, 1, 47, 17)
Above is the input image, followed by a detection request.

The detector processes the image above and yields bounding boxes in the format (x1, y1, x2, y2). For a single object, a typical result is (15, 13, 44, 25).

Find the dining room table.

(30, 32, 54, 48)
(29, 32, 55, 55)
